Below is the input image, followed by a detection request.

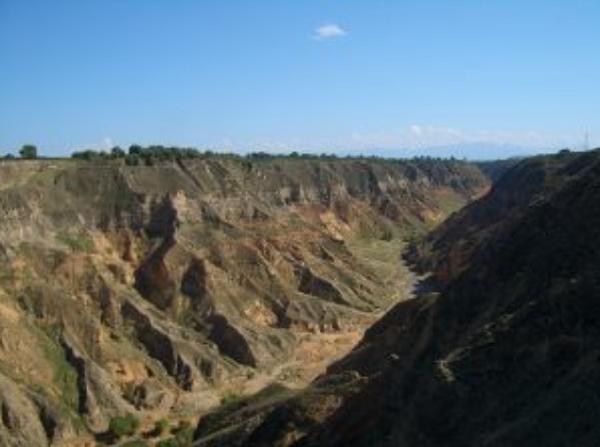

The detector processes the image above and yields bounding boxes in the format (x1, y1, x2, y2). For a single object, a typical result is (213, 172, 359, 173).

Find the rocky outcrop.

(0, 373, 49, 447)
(207, 314, 257, 367)
(296, 266, 347, 307)
(121, 301, 195, 390)
(134, 237, 177, 310)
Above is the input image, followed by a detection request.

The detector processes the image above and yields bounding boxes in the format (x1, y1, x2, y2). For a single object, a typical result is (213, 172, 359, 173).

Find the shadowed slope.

(207, 150, 600, 447)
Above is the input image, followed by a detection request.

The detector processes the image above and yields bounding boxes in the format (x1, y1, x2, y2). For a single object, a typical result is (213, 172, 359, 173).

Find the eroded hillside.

(195, 149, 600, 447)
(0, 157, 487, 446)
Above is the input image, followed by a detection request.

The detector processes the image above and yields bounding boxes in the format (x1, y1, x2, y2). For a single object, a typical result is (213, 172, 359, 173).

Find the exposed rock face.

(296, 266, 346, 307)
(0, 157, 487, 444)
(219, 149, 600, 447)
(0, 373, 50, 447)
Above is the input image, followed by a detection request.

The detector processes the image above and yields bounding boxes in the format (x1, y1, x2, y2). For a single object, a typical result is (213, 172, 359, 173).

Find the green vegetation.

(109, 414, 140, 439)
(220, 391, 245, 407)
(120, 440, 149, 447)
(156, 421, 194, 447)
(125, 153, 140, 166)
(156, 440, 177, 447)
(381, 228, 394, 241)
(73, 144, 207, 164)
(35, 323, 81, 413)
(197, 384, 294, 438)
(111, 146, 126, 158)
(151, 419, 169, 437)
(66, 143, 476, 167)
(156, 439, 181, 447)
(19, 144, 37, 159)
(0, 264, 15, 282)
(56, 230, 94, 253)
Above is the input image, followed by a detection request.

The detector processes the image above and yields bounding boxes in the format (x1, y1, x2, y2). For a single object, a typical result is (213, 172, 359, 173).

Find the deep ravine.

(0, 156, 488, 446)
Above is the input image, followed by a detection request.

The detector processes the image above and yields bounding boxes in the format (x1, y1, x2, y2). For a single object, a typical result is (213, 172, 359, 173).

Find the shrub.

(120, 440, 148, 447)
(174, 428, 194, 446)
(381, 229, 394, 241)
(109, 414, 140, 439)
(171, 420, 191, 434)
(220, 392, 244, 407)
(19, 144, 37, 159)
(124, 154, 140, 166)
(150, 419, 169, 437)
(56, 230, 94, 253)
(71, 149, 108, 160)
(111, 146, 126, 158)
(128, 144, 143, 155)
(160, 420, 194, 447)
(156, 439, 178, 447)
(156, 435, 193, 447)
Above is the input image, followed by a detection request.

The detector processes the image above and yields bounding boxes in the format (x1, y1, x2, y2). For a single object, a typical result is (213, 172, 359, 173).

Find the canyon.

(0, 156, 488, 446)
(193, 149, 600, 447)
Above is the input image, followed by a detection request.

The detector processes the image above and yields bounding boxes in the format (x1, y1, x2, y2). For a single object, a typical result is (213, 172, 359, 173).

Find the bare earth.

(222, 238, 416, 398)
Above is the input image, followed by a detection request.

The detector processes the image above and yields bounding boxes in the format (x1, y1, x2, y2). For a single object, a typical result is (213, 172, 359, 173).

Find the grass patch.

(56, 230, 94, 253)
(197, 384, 293, 437)
(120, 440, 149, 447)
(109, 413, 141, 439)
(36, 324, 80, 412)
(157, 421, 194, 447)
(149, 418, 169, 437)
(220, 391, 245, 407)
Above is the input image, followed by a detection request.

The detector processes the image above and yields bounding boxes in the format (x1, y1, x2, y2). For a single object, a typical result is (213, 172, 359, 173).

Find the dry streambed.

(189, 238, 419, 447)
(209, 238, 415, 406)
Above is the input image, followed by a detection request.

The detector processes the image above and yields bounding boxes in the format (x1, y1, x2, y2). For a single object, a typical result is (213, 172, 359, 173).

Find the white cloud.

(313, 24, 347, 40)
(102, 136, 114, 149)
(409, 125, 423, 136)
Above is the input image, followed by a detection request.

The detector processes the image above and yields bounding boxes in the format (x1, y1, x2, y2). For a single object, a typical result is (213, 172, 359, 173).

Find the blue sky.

(1, 0, 599, 159)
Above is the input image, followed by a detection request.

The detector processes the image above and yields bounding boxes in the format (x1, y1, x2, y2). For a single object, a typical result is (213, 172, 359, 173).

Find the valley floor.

(189, 238, 424, 447)
(178, 238, 420, 447)
(210, 238, 415, 400)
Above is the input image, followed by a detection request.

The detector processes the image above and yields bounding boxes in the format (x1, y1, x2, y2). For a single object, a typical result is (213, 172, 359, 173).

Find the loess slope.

(0, 157, 487, 446)
(206, 149, 600, 447)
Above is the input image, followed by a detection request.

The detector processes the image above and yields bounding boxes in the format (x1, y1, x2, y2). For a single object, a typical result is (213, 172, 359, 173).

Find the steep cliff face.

(474, 158, 521, 183)
(0, 157, 487, 445)
(203, 149, 600, 447)
(407, 149, 597, 282)
(316, 150, 600, 447)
